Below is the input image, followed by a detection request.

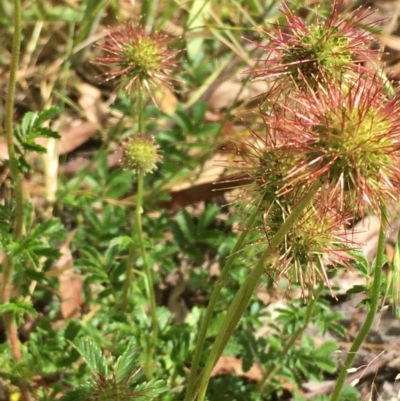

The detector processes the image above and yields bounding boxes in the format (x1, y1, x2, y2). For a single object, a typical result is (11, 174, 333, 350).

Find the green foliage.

(12, 106, 60, 171)
(0, 1, 387, 401)
(294, 385, 359, 401)
(61, 340, 168, 401)
(234, 293, 343, 395)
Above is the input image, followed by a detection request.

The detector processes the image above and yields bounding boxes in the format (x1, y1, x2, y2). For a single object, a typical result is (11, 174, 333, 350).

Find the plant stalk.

(330, 206, 387, 401)
(122, 88, 157, 377)
(1, 1, 31, 400)
(194, 183, 320, 401)
(121, 227, 137, 311)
(184, 199, 262, 401)
(135, 169, 158, 380)
(137, 89, 144, 134)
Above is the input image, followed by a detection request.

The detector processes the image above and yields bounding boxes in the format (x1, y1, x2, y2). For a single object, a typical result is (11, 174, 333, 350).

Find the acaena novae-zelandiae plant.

(185, 2, 400, 401)
(246, 0, 381, 92)
(95, 24, 180, 106)
(264, 75, 400, 218)
(93, 23, 179, 381)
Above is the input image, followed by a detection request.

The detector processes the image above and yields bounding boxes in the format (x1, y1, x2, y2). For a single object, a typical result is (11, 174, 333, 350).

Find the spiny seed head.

(234, 130, 291, 204)
(266, 76, 400, 217)
(246, 0, 381, 90)
(94, 24, 180, 103)
(266, 199, 354, 295)
(230, 130, 356, 295)
(122, 135, 162, 173)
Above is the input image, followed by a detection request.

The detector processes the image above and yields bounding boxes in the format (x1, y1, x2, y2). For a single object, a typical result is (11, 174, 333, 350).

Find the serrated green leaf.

(97, 154, 109, 181)
(198, 204, 219, 232)
(16, 153, 32, 172)
(133, 380, 169, 400)
(104, 244, 120, 269)
(30, 218, 64, 239)
(21, 111, 36, 134)
(340, 385, 360, 401)
(21, 141, 47, 153)
(0, 300, 38, 317)
(105, 170, 133, 198)
(33, 106, 60, 127)
(72, 339, 109, 376)
(301, 334, 314, 349)
(349, 250, 369, 277)
(64, 321, 81, 342)
(176, 209, 196, 242)
(109, 236, 132, 250)
(346, 284, 366, 298)
(356, 298, 371, 308)
(328, 322, 346, 337)
(31, 127, 60, 139)
(315, 340, 338, 356)
(192, 101, 208, 126)
(173, 108, 193, 132)
(314, 355, 337, 373)
(266, 335, 282, 351)
(115, 341, 140, 384)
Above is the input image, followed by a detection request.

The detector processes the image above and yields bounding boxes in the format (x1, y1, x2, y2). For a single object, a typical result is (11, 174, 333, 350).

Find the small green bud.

(122, 135, 162, 173)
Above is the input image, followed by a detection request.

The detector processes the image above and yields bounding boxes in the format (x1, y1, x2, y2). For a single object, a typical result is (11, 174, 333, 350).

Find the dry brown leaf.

(376, 33, 400, 51)
(211, 356, 263, 381)
(51, 230, 83, 319)
(154, 84, 179, 115)
(77, 82, 107, 125)
(0, 138, 8, 160)
(58, 121, 98, 155)
(208, 80, 268, 111)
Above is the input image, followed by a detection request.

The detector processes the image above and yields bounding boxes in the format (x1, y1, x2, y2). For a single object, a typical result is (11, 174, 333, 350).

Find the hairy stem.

(1, 1, 31, 400)
(121, 91, 146, 310)
(137, 89, 144, 134)
(330, 206, 387, 401)
(135, 170, 158, 379)
(121, 225, 137, 311)
(195, 183, 320, 401)
(184, 199, 262, 401)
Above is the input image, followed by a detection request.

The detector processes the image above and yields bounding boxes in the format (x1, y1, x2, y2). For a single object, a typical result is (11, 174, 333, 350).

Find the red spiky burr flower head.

(246, 0, 381, 90)
(234, 131, 354, 295)
(94, 24, 179, 103)
(266, 200, 354, 296)
(267, 76, 400, 217)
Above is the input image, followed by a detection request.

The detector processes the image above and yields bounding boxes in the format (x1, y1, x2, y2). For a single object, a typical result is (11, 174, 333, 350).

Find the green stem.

(195, 183, 320, 401)
(5, 0, 24, 239)
(330, 206, 387, 401)
(1, 2, 31, 401)
(184, 199, 262, 401)
(121, 91, 146, 311)
(121, 224, 137, 311)
(137, 90, 144, 134)
(257, 282, 325, 393)
(136, 170, 158, 379)
(141, 0, 158, 32)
